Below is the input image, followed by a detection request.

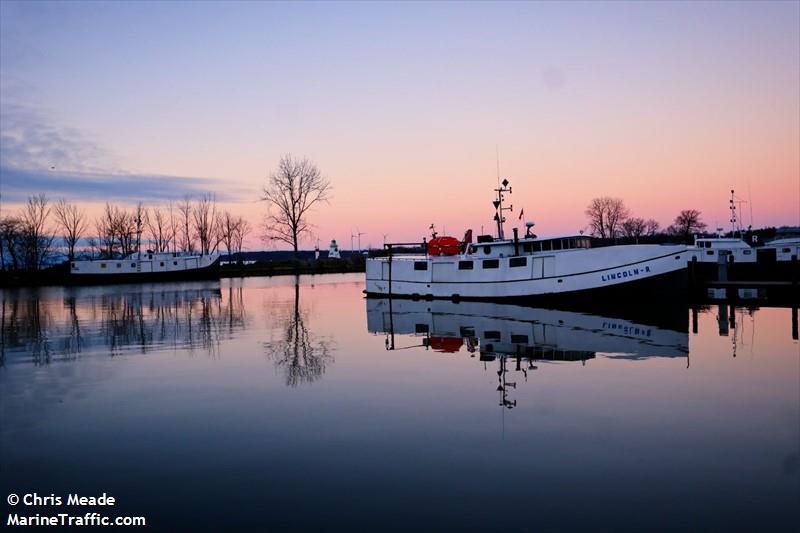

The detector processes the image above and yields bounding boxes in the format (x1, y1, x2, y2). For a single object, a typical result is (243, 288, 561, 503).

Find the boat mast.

(729, 189, 747, 237)
(493, 179, 512, 240)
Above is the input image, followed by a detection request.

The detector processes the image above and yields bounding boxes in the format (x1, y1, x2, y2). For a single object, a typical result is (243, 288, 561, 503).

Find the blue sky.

(1, 1, 798, 242)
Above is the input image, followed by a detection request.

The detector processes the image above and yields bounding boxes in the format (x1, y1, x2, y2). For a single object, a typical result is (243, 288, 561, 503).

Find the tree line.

(585, 197, 706, 243)
(0, 193, 251, 271)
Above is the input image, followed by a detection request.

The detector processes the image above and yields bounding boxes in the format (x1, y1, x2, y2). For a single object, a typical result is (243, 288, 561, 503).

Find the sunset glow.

(1, 1, 798, 249)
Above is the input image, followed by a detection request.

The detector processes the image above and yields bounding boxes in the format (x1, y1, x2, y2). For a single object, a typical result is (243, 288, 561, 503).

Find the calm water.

(1, 274, 798, 531)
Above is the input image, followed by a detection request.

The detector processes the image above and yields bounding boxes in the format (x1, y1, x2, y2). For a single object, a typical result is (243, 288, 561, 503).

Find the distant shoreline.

(0, 258, 366, 289)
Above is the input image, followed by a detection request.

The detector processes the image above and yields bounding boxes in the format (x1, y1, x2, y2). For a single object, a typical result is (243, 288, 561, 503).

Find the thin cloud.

(0, 99, 248, 204)
(0, 101, 111, 173)
(0, 166, 244, 204)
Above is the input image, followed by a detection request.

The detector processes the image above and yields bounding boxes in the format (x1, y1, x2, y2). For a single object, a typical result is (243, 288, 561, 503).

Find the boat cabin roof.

(694, 238, 751, 249)
(471, 235, 592, 253)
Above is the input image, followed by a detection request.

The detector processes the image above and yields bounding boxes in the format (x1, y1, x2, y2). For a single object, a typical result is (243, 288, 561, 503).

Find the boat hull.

(67, 257, 221, 285)
(366, 245, 690, 302)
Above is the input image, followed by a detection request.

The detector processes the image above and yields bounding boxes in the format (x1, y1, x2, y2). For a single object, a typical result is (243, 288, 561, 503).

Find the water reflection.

(368, 298, 692, 407)
(263, 277, 335, 386)
(0, 277, 797, 531)
(0, 283, 247, 365)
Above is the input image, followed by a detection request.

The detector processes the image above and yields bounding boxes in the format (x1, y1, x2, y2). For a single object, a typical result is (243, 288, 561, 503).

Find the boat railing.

(369, 242, 428, 259)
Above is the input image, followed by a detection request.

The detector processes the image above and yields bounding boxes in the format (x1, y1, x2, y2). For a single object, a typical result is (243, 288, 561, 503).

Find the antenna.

(495, 145, 500, 189)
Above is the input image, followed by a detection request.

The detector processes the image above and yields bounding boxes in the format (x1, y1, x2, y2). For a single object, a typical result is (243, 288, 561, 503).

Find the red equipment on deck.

(427, 236, 461, 256)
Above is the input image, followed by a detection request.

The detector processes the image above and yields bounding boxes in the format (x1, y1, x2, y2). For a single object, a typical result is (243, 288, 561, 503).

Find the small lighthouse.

(328, 239, 341, 259)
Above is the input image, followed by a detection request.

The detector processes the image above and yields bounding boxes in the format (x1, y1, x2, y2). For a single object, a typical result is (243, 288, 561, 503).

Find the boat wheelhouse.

(688, 237, 756, 264)
(763, 237, 800, 262)
(70, 251, 220, 284)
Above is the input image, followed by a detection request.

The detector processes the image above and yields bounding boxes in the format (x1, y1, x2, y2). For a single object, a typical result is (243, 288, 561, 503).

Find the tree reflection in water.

(263, 278, 334, 387)
(0, 284, 248, 364)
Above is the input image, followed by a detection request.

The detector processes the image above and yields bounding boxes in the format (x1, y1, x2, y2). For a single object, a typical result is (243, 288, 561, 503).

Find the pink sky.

(1, 1, 798, 250)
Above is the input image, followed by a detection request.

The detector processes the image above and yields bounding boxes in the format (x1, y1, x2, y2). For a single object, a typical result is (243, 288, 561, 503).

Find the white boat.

(685, 189, 757, 265)
(70, 251, 220, 284)
(366, 180, 690, 302)
(688, 236, 756, 264)
(763, 237, 800, 262)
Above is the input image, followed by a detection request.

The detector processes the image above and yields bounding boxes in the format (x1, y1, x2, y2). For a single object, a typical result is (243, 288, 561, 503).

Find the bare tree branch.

(261, 154, 331, 257)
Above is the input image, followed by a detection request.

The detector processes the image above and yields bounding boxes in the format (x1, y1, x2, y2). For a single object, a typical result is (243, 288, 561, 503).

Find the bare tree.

(53, 199, 88, 261)
(95, 203, 136, 258)
(644, 218, 661, 236)
(621, 217, 646, 243)
(146, 206, 172, 252)
(96, 203, 117, 258)
(86, 236, 98, 259)
(669, 209, 707, 242)
(133, 202, 147, 255)
(0, 216, 23, 270)
(115, 208, 137, 257)
(261, 154, 331, 258)
(218, 210, 239, 259)
(585, 197, 629, 239)
(167, 201, 178, 253)
(232, 218, 251, 265)
(178, 196, 194, 253)
(192, 193, 218, 255)
(20, 194, 54, 269)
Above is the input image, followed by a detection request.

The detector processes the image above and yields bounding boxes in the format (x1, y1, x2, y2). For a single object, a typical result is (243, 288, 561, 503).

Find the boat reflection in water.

(367, 298, 690, 407)
(0, 282, 247, 365)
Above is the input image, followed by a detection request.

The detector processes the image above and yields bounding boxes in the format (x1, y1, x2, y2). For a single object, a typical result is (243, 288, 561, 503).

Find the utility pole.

(356, 229, 366, 252)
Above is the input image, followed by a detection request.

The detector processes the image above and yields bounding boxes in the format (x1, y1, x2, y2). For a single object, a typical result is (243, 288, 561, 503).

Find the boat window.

(482, 259, 499, 269)
(542, 241, 552, 251)
(131, 262, 136, 267)
(71, 263, 75, 268)
(522, 242, 532, 253)
(116, 263, 121, 268)
(554, 240, 563, 250)
(509, 257, 527, 267)
(706, 251, 714, 255)
(414, 261, 428, 271)
(100, 263, 107, 269)
(483, 245, 491, 255)
(743, 250, 752, 255)
(484, 331, 501, 341)
(511, 334, 529, 344)
(533, 241, 542, 252)
(160, 262, 165, 267)
(415, 324, 429, 334)
(783, 248, 791, 253)
(568, 238, 577, 249)
(458, 261, 473, 270)
(148, 254, 152, 259)
(173, 261, 178, 266)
